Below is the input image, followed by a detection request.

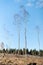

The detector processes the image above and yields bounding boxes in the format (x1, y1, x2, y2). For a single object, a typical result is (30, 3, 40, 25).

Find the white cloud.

(26, 2, 33, 7)
(14, 0, 43, 8)
(38, 0, 43, 1)
(28, 0, 36, 2)
(27, 0, 43, 8)
(16, 0, 20, 2)
(14, 0, 21, 2)
(36, 1, 43, 8)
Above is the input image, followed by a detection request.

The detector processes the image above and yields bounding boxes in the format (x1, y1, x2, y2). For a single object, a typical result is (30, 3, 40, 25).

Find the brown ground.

(0, 53, 43, 65)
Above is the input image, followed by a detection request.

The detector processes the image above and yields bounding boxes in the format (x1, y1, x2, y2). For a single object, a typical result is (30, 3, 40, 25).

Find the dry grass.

(0, 53, 43, 65)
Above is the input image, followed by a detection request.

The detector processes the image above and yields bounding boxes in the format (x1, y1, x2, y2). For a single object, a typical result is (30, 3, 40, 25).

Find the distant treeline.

(0, 48, 43, 56)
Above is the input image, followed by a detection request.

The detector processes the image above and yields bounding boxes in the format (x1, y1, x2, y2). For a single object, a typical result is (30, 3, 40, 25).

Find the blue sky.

(0, 0, 43, 50)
